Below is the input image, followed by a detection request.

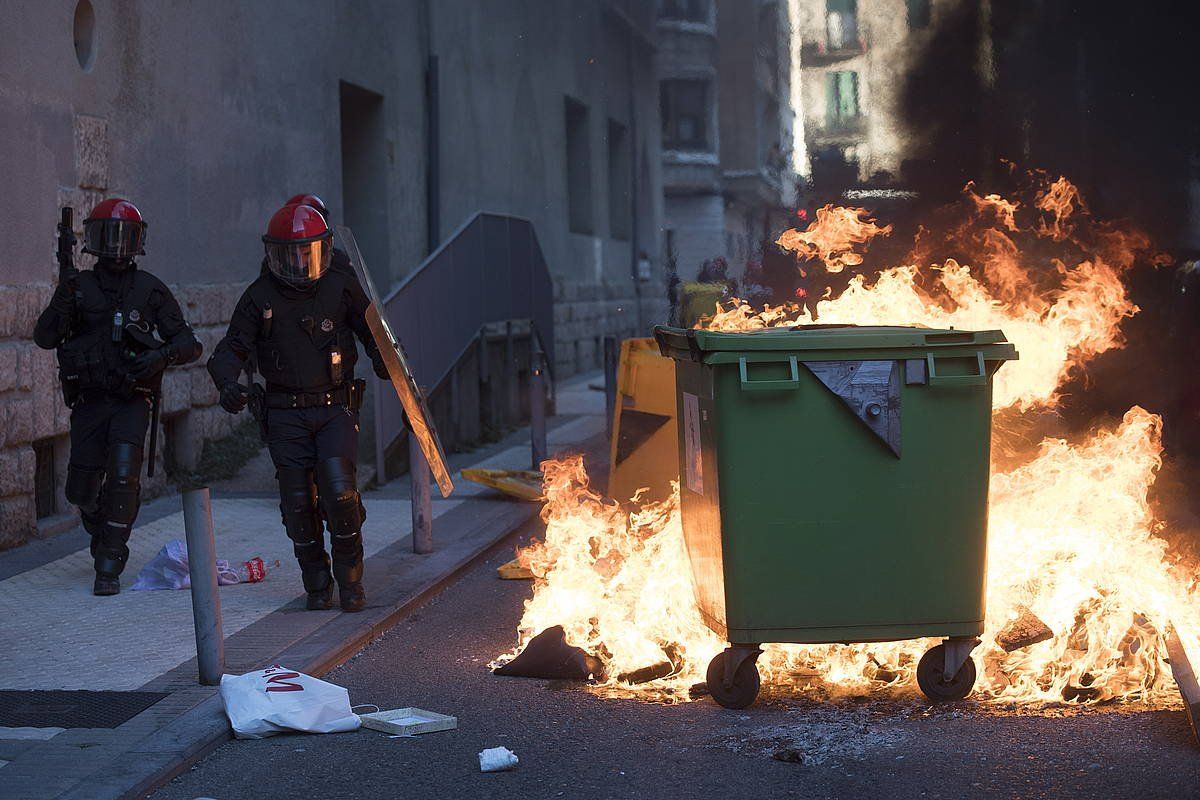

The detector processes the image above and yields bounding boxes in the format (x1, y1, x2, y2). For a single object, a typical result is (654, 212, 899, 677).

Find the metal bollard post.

(409, 429, 433, 555)
(182, 488, 225, 686)
(504, 320, 516, 425)
(603, 334, 619, 443)
(531, 338, 547, 469)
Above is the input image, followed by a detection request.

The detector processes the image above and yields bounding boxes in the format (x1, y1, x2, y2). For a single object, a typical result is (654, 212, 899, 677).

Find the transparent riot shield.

(336, 226, 454, 497)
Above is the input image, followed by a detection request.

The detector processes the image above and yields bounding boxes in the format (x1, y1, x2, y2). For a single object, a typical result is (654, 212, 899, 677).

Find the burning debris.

(995, 608, 1055, 653)
(492, 625, 604, 681)
(493, 171, 1200, 712)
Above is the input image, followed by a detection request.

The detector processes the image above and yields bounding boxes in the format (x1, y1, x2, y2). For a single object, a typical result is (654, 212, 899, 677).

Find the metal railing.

(374, 212, 555, 473)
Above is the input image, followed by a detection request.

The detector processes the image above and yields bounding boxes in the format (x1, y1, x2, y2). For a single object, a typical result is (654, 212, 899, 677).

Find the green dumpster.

(654, 324, 1018, 708)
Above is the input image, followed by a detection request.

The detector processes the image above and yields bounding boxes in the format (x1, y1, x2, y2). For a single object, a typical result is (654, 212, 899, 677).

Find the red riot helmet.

(82, 198, 147, 260)
(262, 203, 333, 289)
(285, 193, 328, 221)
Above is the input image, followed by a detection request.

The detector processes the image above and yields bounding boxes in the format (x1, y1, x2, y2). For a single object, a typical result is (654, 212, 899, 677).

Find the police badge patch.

(129, 309, 141, 322)
(321, 318, 334, 332)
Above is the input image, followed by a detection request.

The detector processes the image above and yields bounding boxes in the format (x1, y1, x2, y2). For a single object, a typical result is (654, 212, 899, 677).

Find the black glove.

(371, 354, 390, 381)
(129, 349, 168, 380)
(49, 280, 77, 314)
(220, 382, 249, 414)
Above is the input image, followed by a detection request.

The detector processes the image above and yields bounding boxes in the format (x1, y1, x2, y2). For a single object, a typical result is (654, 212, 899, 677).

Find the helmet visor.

(264, 236, 332, 288)
(83, 219, 147, 259)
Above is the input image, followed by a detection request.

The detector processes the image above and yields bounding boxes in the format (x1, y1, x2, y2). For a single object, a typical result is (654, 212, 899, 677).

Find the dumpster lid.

(655, 324, 1014, 356)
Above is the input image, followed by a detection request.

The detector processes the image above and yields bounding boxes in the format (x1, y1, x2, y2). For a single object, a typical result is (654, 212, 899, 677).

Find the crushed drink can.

(240, 557, 267, 583)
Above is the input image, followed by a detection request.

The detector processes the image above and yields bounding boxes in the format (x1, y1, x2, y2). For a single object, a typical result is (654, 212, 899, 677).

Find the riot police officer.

(34, 198, 203, 596)
(208, 203, 389, 612)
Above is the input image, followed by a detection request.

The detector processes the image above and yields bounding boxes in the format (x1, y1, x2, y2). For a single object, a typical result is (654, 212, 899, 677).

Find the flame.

(707, 256, 1134, 411)
(776, 205, 892, 273)
(1037, 176, 1086, 241)
(495, 173, 1195, 707)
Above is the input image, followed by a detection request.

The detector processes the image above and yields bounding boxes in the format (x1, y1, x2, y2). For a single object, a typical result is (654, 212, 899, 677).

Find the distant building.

(658, 0, 800, 287)
(792, 0, 942, 190)
(0, 0, 664, 547)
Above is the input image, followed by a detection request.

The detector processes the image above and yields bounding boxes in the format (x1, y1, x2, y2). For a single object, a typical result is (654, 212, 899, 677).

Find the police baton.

(147, 391, 160, 478)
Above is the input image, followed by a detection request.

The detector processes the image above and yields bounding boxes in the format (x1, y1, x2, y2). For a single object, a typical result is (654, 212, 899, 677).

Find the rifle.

(56, 207, 78, 291)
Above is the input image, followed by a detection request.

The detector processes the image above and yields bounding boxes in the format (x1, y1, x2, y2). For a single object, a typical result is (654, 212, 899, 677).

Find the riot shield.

(335, 226, 454, 497)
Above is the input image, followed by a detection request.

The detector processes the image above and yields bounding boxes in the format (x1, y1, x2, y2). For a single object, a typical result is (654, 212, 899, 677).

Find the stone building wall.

(553, 281, 670, 378)
(0, 0, 665, 550)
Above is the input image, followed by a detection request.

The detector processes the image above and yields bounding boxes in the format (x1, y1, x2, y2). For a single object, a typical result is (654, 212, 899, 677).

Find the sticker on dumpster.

(683, 392, 703, 495)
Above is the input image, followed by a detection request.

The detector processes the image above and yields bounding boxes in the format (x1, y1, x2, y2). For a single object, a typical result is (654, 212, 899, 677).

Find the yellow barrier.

(608, 338, 679, 505)
(679, 282, 726, 328)
(461, 468, 544, 502)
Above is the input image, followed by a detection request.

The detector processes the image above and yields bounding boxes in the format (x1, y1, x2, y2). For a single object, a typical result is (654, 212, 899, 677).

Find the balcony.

(801, 38, 866, 67)
(805, 115, 867, 146)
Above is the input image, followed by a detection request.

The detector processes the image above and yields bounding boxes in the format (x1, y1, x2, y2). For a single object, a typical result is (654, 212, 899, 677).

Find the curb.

(68, 500, 543, 800)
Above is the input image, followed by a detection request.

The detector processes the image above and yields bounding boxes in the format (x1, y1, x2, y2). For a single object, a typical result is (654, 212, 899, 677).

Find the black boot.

(301, 563, 334, 611)
(93, 573, 120, 596)
(332, 557, 366, 612)
(93, 552, 124, 596)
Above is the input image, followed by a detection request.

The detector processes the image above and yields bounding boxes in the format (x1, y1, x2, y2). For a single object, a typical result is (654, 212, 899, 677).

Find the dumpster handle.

(926, 351, 988, 387)
(738, 355, 802, 392)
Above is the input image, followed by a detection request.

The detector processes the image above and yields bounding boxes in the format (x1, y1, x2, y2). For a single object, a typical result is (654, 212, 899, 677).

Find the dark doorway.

(339, 81, 391, 290)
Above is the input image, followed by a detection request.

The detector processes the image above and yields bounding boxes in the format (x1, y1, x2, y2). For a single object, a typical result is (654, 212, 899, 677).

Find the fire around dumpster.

(492, 171, 1200, 709)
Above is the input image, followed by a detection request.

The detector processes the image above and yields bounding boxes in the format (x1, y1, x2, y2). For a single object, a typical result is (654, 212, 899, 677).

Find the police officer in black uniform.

(208, 202, 389, 612)
(34, 198, 203, 596)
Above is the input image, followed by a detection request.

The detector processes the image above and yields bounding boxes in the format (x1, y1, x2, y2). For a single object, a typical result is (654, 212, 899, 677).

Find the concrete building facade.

(658, 0, 800, 286)
(0, 0, 664, 548)
(792, 0, 976, 190)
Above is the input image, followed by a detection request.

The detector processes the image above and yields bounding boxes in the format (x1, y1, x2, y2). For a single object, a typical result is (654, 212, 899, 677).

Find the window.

(607, 120, 631, 241)
(906, 0, 931, 29)
(825, 0, 859, 50)
(825, 71, 859, 123)
(659, 0, 710, 22)
(73, 0, 96, 72)
(564, 97, 593, 235)
(661, 79, 710, 151)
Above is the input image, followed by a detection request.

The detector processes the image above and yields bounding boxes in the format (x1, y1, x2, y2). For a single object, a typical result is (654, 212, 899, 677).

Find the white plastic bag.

(219, 665, 362, 739)
(130, 539, 241, 590)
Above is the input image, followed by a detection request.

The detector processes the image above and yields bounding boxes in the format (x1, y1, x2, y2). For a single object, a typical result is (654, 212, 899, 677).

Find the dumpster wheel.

(916, 644, 977, 702)
(706, 648, 761, 709)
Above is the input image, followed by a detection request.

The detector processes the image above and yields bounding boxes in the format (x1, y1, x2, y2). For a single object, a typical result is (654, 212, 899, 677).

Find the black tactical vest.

(58, 268, 163, 399)
(247, 271, 359, 393)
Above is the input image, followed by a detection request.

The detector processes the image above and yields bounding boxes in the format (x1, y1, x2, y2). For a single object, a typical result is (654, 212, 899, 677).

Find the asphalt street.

(155, 527, 1199, 800)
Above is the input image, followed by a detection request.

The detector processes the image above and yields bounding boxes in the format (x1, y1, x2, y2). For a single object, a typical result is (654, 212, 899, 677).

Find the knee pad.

(103, 443, 142, 526)
(65, 465, 104, 514)
(316, 457, 363, 538)
(277, 467, 321, 547)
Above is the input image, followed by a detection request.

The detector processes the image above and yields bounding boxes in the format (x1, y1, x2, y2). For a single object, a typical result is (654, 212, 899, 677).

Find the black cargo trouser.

(265, 405, 365, 585)
(265, 405, 359, 470)
(66, 395, 151, 575)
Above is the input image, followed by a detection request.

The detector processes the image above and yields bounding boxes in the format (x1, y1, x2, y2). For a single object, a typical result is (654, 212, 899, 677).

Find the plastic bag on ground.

(219, 665, 362, 739)
(130, 539, 260, 590)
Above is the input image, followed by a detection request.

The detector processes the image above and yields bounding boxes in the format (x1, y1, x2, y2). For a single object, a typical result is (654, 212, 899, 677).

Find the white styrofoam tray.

(358, 707, 458, 736)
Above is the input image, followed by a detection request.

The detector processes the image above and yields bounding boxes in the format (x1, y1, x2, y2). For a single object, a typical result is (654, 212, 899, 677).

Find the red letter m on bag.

(264, 671, 304, 693)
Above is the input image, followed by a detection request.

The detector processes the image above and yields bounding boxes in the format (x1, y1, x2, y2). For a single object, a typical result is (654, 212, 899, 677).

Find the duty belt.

(264, 380, 364, 410)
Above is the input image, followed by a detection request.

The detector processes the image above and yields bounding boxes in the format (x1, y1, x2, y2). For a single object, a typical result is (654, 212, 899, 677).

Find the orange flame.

(1036, 176, 1086, 241)
(776, 205, 892, 273)
(495, 172, 1193, 707)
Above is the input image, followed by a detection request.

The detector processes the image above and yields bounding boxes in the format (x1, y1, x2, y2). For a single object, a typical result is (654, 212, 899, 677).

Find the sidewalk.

(0, 372, 606, 800)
